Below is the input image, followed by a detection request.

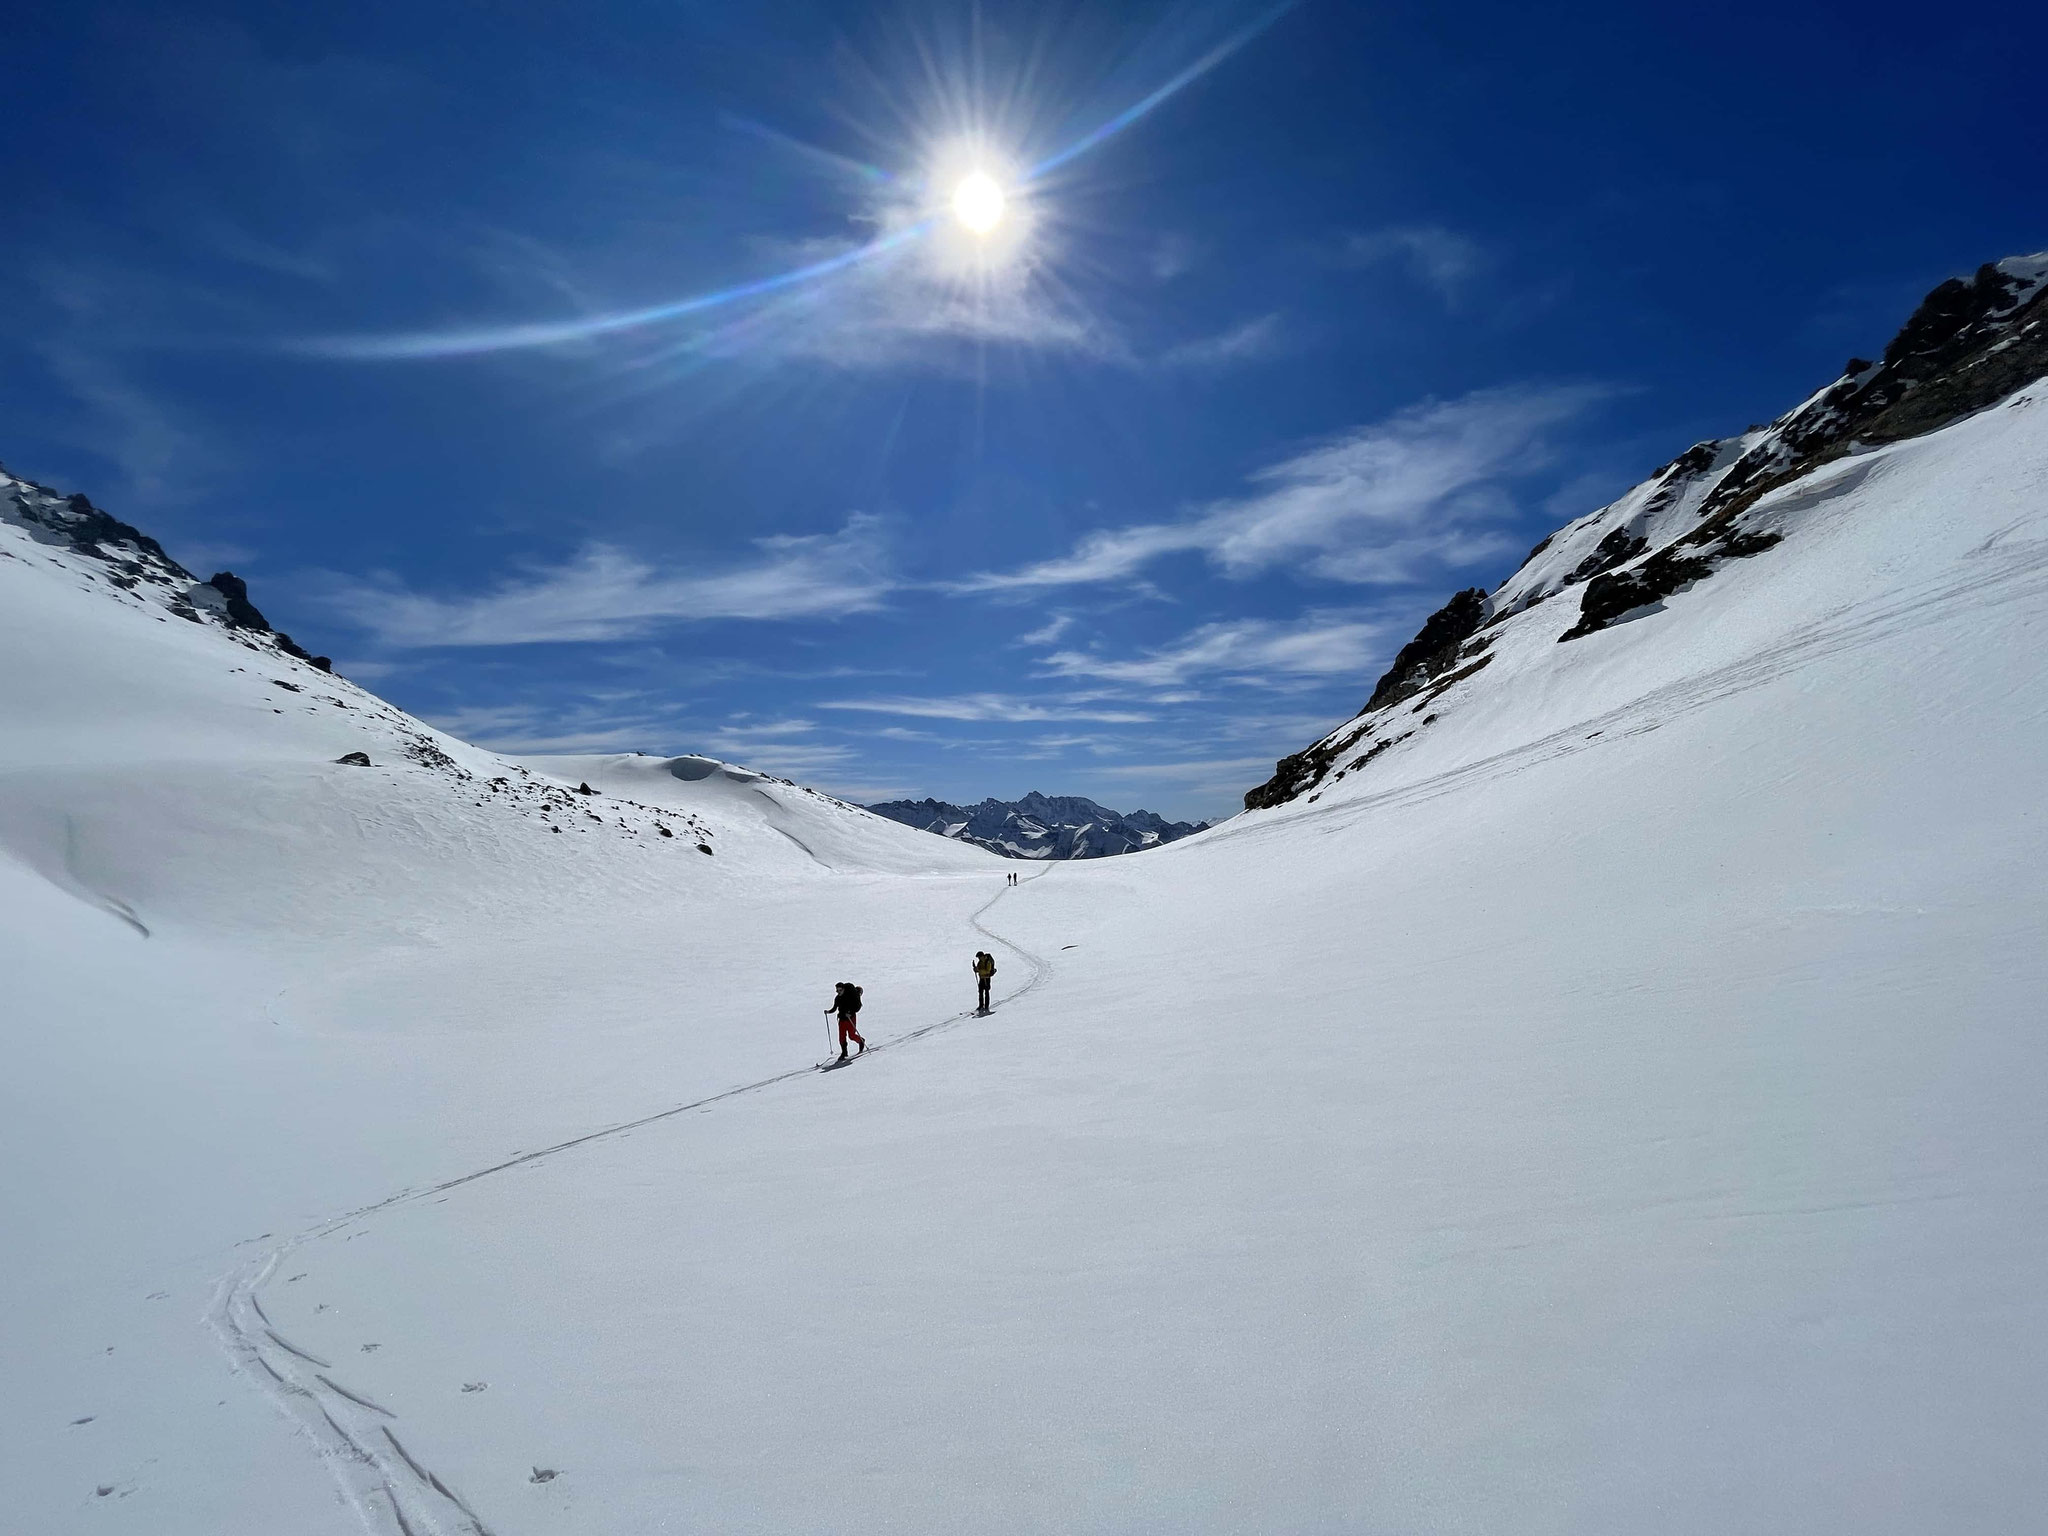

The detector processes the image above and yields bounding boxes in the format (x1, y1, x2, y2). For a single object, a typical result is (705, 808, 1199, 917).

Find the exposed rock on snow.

(1244, 248, 2048, 810)
(1361, 587, 1489, 712)
(0, 464, 332, 672)
(865, 790, 1206, 859)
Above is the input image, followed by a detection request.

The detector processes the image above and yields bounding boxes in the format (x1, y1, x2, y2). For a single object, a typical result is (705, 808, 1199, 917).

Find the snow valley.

(5, 252, 2048, 1535)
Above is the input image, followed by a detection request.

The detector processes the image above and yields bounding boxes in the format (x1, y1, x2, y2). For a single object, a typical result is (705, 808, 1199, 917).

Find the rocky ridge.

(866, 790, 1207, 859)
(1, 465, 335, 672)
(1245, 249, 2048, 811)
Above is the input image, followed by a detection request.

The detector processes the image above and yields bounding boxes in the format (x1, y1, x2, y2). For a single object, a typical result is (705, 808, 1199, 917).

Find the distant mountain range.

(864, 790, 1207, 859)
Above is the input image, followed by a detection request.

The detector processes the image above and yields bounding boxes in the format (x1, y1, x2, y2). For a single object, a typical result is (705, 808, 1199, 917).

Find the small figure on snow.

(828, 981, 866, 1062)
(973, 951, 996, 1013)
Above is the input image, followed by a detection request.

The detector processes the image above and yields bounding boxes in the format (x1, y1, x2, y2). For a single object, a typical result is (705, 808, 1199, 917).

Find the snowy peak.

(1245, 248, 2048, 811)
(1489, 251, 2048, 633)
(866, 791, 1207, 859)
(2, 463, 333, 672)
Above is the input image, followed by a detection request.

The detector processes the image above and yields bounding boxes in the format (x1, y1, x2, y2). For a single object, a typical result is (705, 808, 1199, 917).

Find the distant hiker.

(973, 951, 996, 1013)
(828, 981, 866, 1061)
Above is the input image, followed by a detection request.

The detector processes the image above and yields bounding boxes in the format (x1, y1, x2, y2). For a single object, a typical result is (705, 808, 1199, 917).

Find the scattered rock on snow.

(334, 751, 372, 767)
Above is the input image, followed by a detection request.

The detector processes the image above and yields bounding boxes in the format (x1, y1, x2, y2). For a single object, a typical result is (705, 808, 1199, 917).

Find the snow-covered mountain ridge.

(1246, 249, 2048, 809)
(0, 466, 999, 942)
(865, 790, 1207, 859)
(3, 463, 334, 672)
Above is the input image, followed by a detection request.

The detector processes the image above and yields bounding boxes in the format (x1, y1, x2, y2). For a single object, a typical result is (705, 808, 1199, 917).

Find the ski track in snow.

(208, 870, 1056, 1536)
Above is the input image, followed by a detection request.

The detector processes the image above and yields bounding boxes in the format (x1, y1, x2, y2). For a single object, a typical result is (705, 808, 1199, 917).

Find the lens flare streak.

(312, 224, 930, 361)
(304, 2, 1301, 362)
(1027, 0, 1301, 179)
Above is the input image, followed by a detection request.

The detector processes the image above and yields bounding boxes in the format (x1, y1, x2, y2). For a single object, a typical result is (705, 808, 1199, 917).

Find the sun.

(950, 170, 1007, 235)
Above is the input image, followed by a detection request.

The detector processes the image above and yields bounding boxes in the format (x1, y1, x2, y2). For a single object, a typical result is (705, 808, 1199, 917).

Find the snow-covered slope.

(1245, 251, 2048, 810)
(0, 477, 1002, 1533)
(7, 253, 2048, 1536)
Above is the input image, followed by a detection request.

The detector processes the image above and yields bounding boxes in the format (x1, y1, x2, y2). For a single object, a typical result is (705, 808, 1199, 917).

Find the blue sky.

(6, 0, 2042, 819)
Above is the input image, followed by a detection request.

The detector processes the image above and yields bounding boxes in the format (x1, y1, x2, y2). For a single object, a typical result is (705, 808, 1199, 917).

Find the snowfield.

(5, 379, 2048, 1533)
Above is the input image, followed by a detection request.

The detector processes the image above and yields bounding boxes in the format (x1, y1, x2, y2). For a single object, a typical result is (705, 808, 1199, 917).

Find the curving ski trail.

(210, 868, 1055, 1536)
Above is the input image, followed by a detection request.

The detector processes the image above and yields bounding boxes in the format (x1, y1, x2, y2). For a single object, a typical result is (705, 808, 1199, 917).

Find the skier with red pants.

(828, 981, 866, 1062)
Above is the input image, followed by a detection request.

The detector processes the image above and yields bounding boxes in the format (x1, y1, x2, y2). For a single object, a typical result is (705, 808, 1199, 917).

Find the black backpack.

(837, 983, 863, 1014)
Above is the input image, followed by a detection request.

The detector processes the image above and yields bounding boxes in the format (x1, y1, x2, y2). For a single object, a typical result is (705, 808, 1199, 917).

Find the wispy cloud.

(958, 383, 1609, 593)
(820, 692, 1155, 723)
(35, 341, 208, 503)
(328, 515, 893, 647)
(1334, 224, 1486, 303)
(700, 718, 868, 780)
(1095, 754, 1278, 780)
(21, 266, 224, 504)
(426, 699, 681, 755)
(1149, 233, 1199, 282)
(1017, 613, 1077, 647)
(1038, 611, 1385, 687)
(197, 221, 337, 283)
(1159, 312, 1286, 371)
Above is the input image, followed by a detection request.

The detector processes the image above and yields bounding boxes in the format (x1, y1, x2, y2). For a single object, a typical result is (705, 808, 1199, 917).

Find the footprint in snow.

(531, 1468, 558, 1483)
(462, 1382, 488, 1393)
(70, 1416, 94, 1426)
(361, 1343, 380, 1353)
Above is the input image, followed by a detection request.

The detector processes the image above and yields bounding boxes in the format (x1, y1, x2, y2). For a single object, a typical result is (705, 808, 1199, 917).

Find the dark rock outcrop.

(2, 462, 334, 673)
(204, 570, 332, 672)
(1566, 526, 1647, 585)
(1361, 588, 1489, 713)
(1244, 738, 1349, 812)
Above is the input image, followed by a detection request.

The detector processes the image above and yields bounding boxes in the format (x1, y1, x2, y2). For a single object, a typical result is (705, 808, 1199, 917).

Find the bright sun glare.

(950, 170, 1006, 235)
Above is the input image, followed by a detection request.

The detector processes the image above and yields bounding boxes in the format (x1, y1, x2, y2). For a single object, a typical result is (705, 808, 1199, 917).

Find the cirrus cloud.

(326, 514, 892, 648)
(1038, 611, 1386, 688)
(955, 382, 1611, 594)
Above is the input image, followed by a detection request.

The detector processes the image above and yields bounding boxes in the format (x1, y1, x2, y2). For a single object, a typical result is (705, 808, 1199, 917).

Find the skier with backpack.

(973, 951, 996, 1014)
(827, 981, 866, 1063)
